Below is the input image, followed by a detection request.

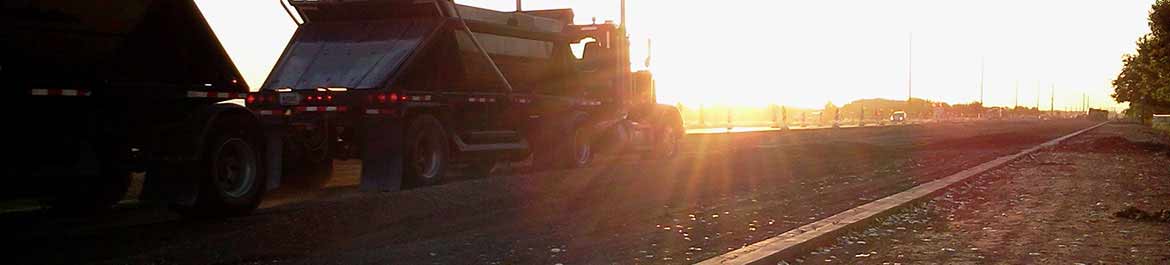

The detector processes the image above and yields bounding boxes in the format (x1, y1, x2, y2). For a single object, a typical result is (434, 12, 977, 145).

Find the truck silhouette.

(252, 0, 684, 191)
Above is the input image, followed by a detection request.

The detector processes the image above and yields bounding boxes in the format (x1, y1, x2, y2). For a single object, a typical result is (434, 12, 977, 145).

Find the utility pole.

(1050, 84, 1055, 113)
(1083, 92, 1088, 113)
(981, 58, 986, 106)
(977, 57, 983, 119)
(1013, 80, 1018, 109)
(908, 33, 914, 111)
(515, 0, 522, 12)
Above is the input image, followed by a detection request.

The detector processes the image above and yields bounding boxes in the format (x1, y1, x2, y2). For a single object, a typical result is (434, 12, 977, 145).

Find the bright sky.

(196, 0, 1154, 110)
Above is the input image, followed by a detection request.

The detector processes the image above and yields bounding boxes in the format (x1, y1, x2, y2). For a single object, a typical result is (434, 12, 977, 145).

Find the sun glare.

(196, 0, 1148, 110)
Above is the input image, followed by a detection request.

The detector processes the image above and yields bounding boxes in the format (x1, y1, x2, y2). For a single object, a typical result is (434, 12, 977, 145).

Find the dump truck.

(252, 0, 684, 191)
(4, 0, 268, 216)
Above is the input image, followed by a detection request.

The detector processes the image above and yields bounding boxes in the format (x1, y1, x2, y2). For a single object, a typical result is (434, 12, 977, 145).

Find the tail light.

(371, 92, 400, 104)
(303, 94, 336, 104)
(246, 93, 277, 105)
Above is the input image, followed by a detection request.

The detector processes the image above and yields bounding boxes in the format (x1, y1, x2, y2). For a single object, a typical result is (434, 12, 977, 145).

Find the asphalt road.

(2, 120, 1096, 265)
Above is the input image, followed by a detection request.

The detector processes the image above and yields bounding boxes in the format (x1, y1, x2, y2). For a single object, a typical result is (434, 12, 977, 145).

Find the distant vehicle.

(890, 111, 907, 123)
(6, 0, 266, 216)
(1087, 108, 1109, 121)
(250, 0, 684, 191)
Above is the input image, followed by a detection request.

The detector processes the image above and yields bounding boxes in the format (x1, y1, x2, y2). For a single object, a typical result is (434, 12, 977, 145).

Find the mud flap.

(265, 129, 285, 191)
(360, 118, 404, 192)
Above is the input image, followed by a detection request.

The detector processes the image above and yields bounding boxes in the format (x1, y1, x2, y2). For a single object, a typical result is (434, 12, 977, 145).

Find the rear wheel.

(404, 114, 448, 188)
(173, 130, 264, 218)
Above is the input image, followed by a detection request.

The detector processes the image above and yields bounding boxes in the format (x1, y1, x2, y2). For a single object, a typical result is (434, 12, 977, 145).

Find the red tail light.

(246, 94, 257, 104)
(374, 93, 400, 104)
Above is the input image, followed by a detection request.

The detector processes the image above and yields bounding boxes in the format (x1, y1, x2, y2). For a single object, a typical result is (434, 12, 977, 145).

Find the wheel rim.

(213, 138, 257, 199)
(573, 128, 591, 165)
(413, 133, 442, 179)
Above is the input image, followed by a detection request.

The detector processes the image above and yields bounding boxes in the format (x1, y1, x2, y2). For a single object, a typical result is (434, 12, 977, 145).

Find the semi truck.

(4, 0, 268, 216)
(252, 0, 685, 191)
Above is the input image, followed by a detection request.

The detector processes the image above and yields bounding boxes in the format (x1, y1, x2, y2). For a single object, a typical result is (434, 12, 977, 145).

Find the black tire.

(403, 114, 449, 188)
(531, 116, 593, 171)
(173, 131, 265, 218)
(649, 123, 683, 159)
(48, 169, 131, 214)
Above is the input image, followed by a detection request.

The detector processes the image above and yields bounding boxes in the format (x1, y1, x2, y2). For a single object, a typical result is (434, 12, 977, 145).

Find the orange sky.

(196, 0, 1152, 110)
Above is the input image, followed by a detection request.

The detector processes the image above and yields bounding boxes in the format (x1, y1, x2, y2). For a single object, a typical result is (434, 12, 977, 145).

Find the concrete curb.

(697, 121, 1110, 265)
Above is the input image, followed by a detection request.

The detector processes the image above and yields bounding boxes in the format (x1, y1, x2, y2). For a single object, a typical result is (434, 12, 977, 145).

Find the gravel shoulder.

(794, 123, 1170, 264)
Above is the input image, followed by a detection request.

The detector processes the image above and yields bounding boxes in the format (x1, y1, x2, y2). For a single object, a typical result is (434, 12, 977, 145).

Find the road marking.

(697, 122, 1109, 265)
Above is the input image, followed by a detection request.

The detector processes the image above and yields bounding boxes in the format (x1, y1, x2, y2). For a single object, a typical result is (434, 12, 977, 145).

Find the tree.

(1114, 0, 1170, 121)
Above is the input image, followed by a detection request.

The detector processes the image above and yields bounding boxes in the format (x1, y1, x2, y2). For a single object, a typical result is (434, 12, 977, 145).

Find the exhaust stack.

(620, 0, 627, 29)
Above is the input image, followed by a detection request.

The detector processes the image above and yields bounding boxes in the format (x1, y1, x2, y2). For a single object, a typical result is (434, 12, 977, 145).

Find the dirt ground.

(0, 120, 1096, 265)
(793, 123, 1170, 264)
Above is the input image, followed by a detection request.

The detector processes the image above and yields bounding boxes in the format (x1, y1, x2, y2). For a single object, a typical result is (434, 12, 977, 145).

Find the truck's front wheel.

(651, 124, 682, 159)
(173, 131, 264, 217)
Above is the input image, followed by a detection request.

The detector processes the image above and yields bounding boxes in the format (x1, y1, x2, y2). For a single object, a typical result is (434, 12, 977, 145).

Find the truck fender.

(651, 104, 684, 128)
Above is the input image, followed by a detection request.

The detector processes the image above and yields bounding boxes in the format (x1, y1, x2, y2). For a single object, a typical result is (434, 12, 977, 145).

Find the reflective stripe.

(29, 89, 89, 97)
(294, 106, 349, 112)
(365, 109, 397, 115)
(187, 91, 246, 99)
(187, 91, 208, 98)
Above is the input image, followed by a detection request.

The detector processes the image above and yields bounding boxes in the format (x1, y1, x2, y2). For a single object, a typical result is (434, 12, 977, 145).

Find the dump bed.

(262, 18, 444, 91)
(262, 0, 569, 91)
(1, 0, 246, 93)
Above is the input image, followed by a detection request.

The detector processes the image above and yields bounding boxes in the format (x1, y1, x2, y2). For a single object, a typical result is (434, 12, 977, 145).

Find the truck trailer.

(252, 0, 684, 191)
(4, 0, 268, 216)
